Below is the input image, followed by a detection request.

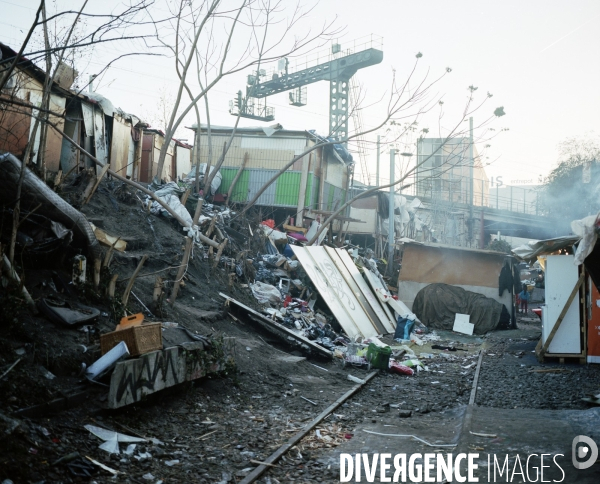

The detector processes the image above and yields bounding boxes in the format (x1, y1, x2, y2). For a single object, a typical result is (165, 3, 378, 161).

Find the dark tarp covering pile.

(412, 283, 505, 335)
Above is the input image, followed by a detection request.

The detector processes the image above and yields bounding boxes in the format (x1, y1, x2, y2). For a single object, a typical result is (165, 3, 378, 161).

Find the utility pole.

(89, 74, 96, 93)
(469, 116, 474, 246)
(376, 135, 380, 187)
(388, 149, 396, 275)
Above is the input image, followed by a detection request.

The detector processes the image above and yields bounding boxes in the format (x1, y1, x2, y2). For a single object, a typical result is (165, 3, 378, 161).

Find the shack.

(397, 241, 515, 318)
(187, 124, 352, 226)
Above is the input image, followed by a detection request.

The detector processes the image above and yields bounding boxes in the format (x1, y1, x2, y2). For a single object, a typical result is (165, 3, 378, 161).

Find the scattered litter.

(164, 459, 180, 466)
(135, 452, 152, 461)
(124, 444, 137, 455)
(301, 396, 317, 406)
(85, 341, 129, 381)
(85, 456, 119, 475)
(39, 366, 56, 380)
(389, 360, 414, 376)
(84, 424, 146, 454)
(470, 431, 497, 438)
(362, 429, 456, 447)
(347, 375, 366, 384)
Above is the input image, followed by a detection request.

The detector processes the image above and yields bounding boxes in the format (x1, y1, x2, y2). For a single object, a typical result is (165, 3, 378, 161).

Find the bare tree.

(152, 0, 340, 184)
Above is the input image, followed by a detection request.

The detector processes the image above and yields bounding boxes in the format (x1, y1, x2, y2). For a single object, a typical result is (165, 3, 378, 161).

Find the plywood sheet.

(399, 244, 504, 288)
(362, 268, 396, 323)
(332, 248, 396, 334)
(292, 246, 375, 339)
(110, 117, 131, 174)
(324, 247, 386, 334)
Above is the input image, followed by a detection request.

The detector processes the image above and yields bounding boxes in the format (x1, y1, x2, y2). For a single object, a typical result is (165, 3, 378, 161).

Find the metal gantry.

(230, 41, 383, 143)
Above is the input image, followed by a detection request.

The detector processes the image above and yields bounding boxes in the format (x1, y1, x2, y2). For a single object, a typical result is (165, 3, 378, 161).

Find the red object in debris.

(389, 360, 414, 376)
(344, 434, 354, 439)
(288, 232, 308, 242)
(532, 308, 542, 320)
(261, 219, 275, 229)
(283, 295, 292, 308)
(392, 295, 399, 300)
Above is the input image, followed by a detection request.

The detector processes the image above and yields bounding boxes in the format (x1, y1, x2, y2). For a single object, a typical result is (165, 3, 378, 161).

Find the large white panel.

(333, 248, 396, 333)
(324, 247, 387, 334)
(543, 255, 581, 354)
(292, 246, 377, 339)
(362, 269, 396, 323)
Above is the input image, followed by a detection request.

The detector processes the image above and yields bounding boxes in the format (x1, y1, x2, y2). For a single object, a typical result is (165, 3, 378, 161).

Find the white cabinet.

(542, 255, 582, 354)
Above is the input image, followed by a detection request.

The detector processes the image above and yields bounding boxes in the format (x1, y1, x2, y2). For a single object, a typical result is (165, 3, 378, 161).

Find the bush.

(487, 239, 512, 254)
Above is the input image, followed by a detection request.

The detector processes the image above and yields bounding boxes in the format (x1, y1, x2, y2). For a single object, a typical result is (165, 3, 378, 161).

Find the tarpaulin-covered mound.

(412, 283, 506, 334)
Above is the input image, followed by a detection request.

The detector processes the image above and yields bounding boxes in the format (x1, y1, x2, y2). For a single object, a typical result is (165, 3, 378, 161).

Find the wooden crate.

(100, 322, 162, 356)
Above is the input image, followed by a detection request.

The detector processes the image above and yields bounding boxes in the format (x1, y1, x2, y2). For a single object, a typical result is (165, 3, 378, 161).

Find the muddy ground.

(1, 178, 599, 483)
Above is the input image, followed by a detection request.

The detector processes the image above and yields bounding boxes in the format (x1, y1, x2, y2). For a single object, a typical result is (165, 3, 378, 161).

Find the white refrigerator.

(541, 255, 582, 354)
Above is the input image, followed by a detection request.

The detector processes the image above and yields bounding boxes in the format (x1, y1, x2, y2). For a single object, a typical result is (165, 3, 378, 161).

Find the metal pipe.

(376, 135, 380, 187)
(388, 149, 396, 272)
(469, 117, 474, 244)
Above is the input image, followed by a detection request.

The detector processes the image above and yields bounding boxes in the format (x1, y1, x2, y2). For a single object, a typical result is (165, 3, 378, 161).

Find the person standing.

(519, 285, 530, 313)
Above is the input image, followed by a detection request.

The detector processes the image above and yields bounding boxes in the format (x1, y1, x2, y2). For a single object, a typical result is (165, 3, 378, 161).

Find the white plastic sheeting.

(380, 195, 424, 237)
(571, 213, 599, 265)
(250, 281, 282, 305)
(512, 235, 580, 262)
(184, 163, 222, 195)
(148, 182, 193, 227)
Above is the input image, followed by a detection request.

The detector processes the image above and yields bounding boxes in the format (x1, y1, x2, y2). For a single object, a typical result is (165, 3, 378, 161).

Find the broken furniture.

(38, 298, 101, 326)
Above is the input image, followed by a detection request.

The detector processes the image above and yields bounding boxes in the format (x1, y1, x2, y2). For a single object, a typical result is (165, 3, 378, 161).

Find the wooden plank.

(362, 268, 396, 323)
(330, 247, 395, 334)
(122, 255, 148, 306)
(540, 272, 585, 357)
(219, 293, 332, 359)
(283, 224, 307, 235)
(90, 223, 127, 252)
(325, 247, 386, 334)
(84, 163, 110, 205)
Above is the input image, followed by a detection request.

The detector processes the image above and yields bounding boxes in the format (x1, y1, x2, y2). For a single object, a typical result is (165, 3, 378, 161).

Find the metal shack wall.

(197, 132, 313, 208)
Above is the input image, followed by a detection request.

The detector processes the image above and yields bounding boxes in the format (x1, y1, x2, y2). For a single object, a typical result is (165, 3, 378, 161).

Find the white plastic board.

(543, 255, 582, 354)
(291, 246, 376, 339)
(453, 313, 474, 335)
(362, 268, 396, 323)
(324, 247, 387, 335)
(333, 248, 396, 334)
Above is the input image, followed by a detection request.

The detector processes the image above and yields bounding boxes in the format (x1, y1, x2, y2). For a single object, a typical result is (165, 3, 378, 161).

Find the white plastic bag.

(250, 281, 282, 305)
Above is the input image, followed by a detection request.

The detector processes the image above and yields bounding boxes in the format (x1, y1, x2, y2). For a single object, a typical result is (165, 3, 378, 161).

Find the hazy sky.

(2, 0, 598, 187)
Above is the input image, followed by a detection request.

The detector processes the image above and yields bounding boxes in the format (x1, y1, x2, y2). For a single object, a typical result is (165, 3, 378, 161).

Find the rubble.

(1, 145, 599, 483)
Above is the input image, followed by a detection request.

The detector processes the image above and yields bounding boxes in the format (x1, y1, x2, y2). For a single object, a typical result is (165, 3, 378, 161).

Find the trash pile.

(230, 220, 429, 358)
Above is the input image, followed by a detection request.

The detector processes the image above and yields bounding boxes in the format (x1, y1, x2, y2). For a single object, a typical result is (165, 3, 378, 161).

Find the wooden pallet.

(537, 353, 586, 365)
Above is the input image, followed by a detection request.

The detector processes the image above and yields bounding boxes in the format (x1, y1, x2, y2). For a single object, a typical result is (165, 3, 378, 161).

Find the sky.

(1, 0, 599, 188)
